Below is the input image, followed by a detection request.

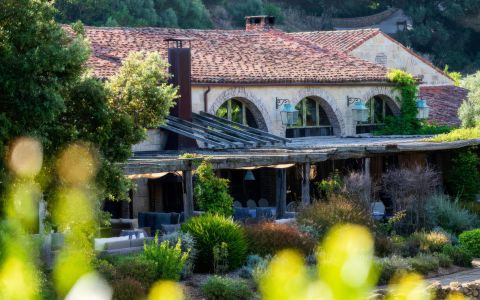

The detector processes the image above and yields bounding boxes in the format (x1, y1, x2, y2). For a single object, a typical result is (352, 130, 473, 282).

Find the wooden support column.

(276, 168, 287, 219)
(301, 163, 311, 206)
(183, 170, 194, 220)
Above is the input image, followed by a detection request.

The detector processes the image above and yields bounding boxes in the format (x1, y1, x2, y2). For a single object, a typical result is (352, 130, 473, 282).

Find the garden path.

(427, 260, 480, 286)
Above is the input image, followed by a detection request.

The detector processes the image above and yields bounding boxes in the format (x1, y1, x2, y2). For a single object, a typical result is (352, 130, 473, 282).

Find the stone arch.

(293, 88, 345, 136)
(209, 87, 271, 132)
(361, 86, 400, 114)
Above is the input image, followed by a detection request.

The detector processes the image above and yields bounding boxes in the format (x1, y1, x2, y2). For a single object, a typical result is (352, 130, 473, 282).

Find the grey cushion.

(105, 240, 131, 250)
(130, 238, 147, 248)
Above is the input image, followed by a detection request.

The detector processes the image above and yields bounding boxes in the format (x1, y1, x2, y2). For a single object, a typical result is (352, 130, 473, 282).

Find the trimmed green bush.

(442, 244, 473, 267)
(459, 229, 480, 257)
(201, 276, 253, 300)
(143, 234, 189, 281)
(434, 252, 453, 268)
(181, 214, 247, 272)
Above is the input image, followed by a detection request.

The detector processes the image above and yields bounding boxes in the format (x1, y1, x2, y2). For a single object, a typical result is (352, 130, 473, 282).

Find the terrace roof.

(124, 137, 480, 175)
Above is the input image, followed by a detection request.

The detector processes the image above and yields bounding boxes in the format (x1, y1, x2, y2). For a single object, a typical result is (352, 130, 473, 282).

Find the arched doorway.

(356, 95, 399, 134)
(215, 97, 266, 129)
(286, 96, 340, 138)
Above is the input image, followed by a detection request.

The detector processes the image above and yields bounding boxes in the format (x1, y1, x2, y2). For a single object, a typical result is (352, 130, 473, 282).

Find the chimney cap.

(164, 36, 194, 48)
(245, 15, 275, 31)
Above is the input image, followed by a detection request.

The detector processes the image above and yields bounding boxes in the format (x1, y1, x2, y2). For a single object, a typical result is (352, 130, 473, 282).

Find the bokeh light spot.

(7, 137, 43, 178)
(57, 143, 97, 185)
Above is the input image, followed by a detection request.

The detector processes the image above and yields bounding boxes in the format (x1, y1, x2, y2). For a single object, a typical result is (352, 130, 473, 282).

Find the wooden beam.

(160, 125, 226, 148)
(198, 111, 291, 143)
(301, 162, 310, 206)
(193, 114, 271, 145)
(182, 170, 194, 220)
(276, 168, 287, 219)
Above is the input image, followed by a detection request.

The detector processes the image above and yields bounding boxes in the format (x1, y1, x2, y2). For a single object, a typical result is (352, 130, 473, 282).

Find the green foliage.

(194, 161, 234, 217)
(226, 0, 264, 26)
(434, 252, 453, 268)
(459, 229, 480, 257)
(459, 71, 480, 128)
(201, 275, 253, 300)
(425, 193, 479, 234)
(181, 214, 247, 272)
(297, 195, 373, 240)
(445, 149, 480, 202)
(442, 244, 473, 267)
(112, 278, 145, 300)
(55, 0, 212, 28)
(376, 255, 412, 285)
(409, 253, 440, 274)
(161, 231, 197, 278)
(315, 170, 342, 198)
(427, 127, 480, 142)
(108, 255, 157, 289)
(244, 222, 315, 256)
(213, 242, 229, 274)
(377, 69, 421, 135)
(106, 51, 177, 129)
(443, 65, 462, 86)
(143, 234, 190, 281)
(376, 210, 406, 236)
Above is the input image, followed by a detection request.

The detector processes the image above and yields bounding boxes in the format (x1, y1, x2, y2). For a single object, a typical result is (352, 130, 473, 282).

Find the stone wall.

(351, 34, 453, 86)
(193, 84, 400, 137)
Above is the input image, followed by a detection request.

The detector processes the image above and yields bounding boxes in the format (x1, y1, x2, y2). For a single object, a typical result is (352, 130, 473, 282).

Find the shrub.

(239, 255, 271, 281)
(297, 195, 373, 240)
(201, 276, 253, 300)
(374, 235, 394, 257)
(425, 193, 479, 234)
(93, 258, 117, 282)
(181, 214, 247, 272)
(409, 253, 440, 274)
(376, 255, 412, 285)
(194, 161, 234, 217)
(244, 222, 315, 256)
(445, 149, 480, 202)
(161, 231, 197, 278)
(112, 278, 145, 300)
(113, 255, 157, 289)
(427, 127, 480, 142)
(434, 252, 453, 268)
(442, 244, 473, 267)
(397, 234, 421, 257)
(382, 166, 440, 233)
(424, 231, 450, 253)
(459, 229, 480, 257)
(143, 234, 189, 281)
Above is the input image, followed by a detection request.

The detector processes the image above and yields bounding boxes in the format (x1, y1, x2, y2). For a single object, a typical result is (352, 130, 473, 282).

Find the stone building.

(76, 16, 470, 218)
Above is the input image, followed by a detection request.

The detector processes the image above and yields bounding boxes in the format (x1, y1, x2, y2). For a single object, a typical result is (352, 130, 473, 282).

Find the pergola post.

(183, 170, 194, 220)
(301, 162, 311, 206)
(275, 168, 287, 219)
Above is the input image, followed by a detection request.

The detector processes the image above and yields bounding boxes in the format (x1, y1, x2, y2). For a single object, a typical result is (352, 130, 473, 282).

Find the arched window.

(286, 97, 333, 137)
(356, 96, 394, 134)
(216, 98, 258, 128)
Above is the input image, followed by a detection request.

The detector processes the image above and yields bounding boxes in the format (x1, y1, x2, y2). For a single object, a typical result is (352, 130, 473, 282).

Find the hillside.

(55, 0, 480, 73)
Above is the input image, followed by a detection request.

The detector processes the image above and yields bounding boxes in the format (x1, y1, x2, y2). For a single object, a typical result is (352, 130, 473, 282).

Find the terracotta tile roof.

(290, 29, 451, 82)
(69, 26, 389, 84)
(420, 85, 468, 127)
(289, 29, 381, 52)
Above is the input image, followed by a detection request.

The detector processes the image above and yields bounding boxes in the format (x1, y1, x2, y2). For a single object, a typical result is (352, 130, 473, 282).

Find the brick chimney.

(245, 15, 275, 31)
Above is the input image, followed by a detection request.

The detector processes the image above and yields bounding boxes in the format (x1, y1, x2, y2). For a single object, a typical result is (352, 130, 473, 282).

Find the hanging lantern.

(244, 170, 255, 181)
(416, 98, 430, 119)
(279, 103, 299, 126)
(351, 100, 369, 123)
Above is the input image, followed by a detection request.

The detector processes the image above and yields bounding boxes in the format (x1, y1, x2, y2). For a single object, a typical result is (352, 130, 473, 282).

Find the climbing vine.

(376, 69, 450, 135)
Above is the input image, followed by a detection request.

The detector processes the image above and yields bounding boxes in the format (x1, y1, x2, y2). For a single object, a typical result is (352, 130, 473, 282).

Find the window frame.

(288, 97, 332, 129)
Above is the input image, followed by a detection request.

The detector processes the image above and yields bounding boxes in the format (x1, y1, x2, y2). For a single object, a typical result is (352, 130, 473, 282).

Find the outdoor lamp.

(279, 103, 299, 126)
(348, 96, 369, 123)
(416, 98, 430, 119)
(244, 170, 255, 181)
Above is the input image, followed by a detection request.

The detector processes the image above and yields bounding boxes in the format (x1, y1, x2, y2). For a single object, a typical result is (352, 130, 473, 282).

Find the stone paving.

(428, 261, 480, 286)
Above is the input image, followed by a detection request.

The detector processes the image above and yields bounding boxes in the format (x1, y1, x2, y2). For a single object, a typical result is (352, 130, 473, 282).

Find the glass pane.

(294, 101, 303, 127)
(216, 101, 228, 119)
(305, 98, 317, 126)
(230, 99, 243, 124)
(385, 102, 394, 117)
(373, 97, 384, 124)
(245, 107, 258, 128)
(318, 103, 331, 126)
(366, 99, 373, 124)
